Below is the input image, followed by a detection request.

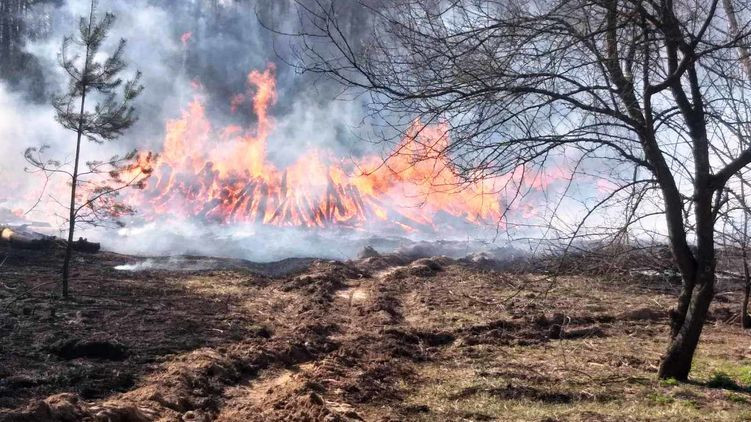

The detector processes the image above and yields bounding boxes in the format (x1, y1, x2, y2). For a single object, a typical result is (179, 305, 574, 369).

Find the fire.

(129, 65, 550, 232)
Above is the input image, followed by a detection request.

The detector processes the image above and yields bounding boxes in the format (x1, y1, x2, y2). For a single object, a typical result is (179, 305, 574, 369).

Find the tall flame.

(129, 65, 551, 232)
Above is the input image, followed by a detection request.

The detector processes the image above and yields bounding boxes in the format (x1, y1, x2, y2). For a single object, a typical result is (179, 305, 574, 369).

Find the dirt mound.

(411, 257, 446, 272)
(547, 325, 606, 340)
(707, 305, 736, 323)
(6, 243, 751, 421)
(220, 367, 364, 422)
(381, 257, 445, 281)
(459, 312, 611, 346)
(363, 286, 402, 325)
(0, 393, 151, 422)
(109, 332, 338, 420)
(353, 254, 411, 272)
(283, 260, 367, 303)
(379, 327, 455, 361)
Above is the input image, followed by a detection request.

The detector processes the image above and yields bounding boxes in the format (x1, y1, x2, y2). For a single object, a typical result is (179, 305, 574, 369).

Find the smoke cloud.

(0, 0, 617, 261)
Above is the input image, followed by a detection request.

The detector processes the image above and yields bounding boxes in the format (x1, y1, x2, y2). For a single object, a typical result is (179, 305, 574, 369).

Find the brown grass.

(1, 250, 750, 421)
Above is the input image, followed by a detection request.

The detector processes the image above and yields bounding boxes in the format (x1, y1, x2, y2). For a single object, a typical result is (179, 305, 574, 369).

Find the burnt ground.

(1, 248, 751, 421)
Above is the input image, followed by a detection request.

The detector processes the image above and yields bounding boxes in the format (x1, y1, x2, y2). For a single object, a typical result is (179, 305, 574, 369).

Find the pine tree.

(26, 0, 146, 298)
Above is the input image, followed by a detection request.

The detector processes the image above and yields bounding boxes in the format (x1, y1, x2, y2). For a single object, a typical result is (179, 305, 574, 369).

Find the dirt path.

(214, 259, 432, 421)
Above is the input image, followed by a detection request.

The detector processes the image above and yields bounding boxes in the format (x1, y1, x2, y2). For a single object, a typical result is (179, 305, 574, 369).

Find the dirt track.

(1, 249, 751, 421)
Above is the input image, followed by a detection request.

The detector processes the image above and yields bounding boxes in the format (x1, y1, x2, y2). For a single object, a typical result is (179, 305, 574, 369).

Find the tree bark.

(659, 131, 716, 379)
(658, 273, 714, 379)
(658, 187, 716, 379)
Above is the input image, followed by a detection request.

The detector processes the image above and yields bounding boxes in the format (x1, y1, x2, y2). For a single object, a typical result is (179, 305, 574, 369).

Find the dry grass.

(397, 271, 751, 422)
(2, 250, 751, 421)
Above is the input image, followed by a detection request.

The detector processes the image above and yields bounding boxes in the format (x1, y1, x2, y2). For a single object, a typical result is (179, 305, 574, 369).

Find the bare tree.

(25, 0, 149, 299)
(276, 0, 751, 379)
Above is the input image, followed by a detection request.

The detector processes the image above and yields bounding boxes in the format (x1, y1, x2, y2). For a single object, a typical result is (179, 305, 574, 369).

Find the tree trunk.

(62, 107, 85, 299)
(742, 245, 751, 328)
(659, 147, 715, 379)
(658, 272, 714, 379)
(62, 5, 92, 299)
(743, 269, 751, 329)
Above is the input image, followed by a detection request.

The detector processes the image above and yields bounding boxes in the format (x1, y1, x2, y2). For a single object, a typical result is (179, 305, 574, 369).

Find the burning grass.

(120, 64, 570, 234)
(1, 247, 751, 421)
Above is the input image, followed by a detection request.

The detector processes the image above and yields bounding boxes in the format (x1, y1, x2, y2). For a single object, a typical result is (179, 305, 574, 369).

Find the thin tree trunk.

(62, 90, 86, 299)
(61, 4, 93, 299)
(741, 182, 751, 328)
(742, 248, 751, 328)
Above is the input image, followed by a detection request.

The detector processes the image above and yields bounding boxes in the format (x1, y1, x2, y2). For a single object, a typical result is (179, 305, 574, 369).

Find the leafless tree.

(274, 0, 751, 379)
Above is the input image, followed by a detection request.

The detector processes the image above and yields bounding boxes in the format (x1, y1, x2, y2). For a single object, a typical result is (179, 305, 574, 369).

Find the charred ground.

(1, 247, 750, 421)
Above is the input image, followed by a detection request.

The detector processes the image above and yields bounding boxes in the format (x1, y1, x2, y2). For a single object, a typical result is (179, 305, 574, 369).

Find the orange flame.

(129, 65, 562, 232)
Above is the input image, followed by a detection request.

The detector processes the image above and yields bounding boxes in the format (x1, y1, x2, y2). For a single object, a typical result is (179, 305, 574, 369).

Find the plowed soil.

(1, 248, 751, 421)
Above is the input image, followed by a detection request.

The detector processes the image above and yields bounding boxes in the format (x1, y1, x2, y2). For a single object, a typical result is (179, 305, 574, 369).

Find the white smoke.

(0, 0, 606, 261)
(0, 83, 70, 230)
(0, 0, 396, 258)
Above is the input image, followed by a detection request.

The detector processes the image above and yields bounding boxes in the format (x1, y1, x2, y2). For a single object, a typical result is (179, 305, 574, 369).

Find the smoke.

(5, 7, 358, 186)
(0, 84, 70, 229)
(109, 219, 531, 262)
(0, 0, 616, 261)
(0, 0, 415, 258)
(114, 256, 225, 272)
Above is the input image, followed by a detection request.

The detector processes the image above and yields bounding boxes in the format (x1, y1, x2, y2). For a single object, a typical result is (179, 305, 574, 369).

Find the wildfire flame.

(129, 64, 552, 232)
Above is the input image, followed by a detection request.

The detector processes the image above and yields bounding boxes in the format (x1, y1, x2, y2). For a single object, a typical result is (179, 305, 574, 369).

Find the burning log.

(197, 198, 223, 220)
(284, 205, 294, 225)
(325, 175, 347, 219)
(348, 184, 368, 218)
(299, 196, 319, 226)
(256, 183, 268, 223)
(231, 181, 256, 219)
(146, 163, 174, 198)
(269, 197, 288, 223)
(365, 197, 436, 233)
(0, 226, 100, 253)
(313, 205, 326, 227)
(0, 226, 55, 250)
(281, 170, 288, 197)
